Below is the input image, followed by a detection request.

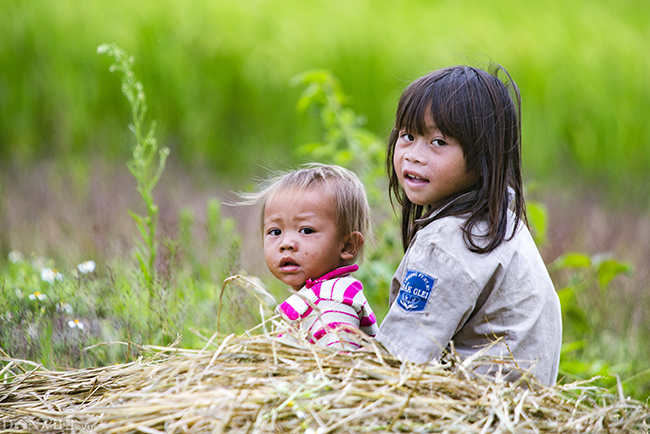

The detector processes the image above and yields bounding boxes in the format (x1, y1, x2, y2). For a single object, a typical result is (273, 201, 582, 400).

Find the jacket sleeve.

(376, 242, 480, 363)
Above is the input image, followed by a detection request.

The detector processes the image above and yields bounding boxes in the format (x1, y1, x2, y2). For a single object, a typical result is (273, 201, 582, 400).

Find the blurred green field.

(2, 0, 650, 202)
(1, 0, 650, 400)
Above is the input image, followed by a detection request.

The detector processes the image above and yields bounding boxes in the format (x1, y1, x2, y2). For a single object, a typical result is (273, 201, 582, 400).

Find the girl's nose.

(404, 138, 427, 164)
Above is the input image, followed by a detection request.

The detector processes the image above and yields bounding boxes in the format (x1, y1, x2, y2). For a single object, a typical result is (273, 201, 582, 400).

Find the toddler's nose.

(280, 237, 297, 251)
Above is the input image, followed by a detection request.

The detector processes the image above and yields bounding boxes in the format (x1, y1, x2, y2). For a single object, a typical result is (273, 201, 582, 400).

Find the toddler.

(247, 164, 378, 349)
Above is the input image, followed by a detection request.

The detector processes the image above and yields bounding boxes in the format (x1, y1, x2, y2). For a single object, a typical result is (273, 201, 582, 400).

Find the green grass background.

(2, 0, 649, 202)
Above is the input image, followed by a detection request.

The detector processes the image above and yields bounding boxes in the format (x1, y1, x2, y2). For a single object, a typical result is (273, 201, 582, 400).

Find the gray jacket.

(377, 194, 562, 386)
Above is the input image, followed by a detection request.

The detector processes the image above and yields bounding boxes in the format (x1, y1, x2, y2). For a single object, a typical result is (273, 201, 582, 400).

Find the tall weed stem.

(97, 43, 170, 295)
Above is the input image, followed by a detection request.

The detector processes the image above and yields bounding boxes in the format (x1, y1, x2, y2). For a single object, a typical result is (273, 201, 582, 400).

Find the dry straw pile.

(1, 333, 648, 433)
(1, 278, 648, 433)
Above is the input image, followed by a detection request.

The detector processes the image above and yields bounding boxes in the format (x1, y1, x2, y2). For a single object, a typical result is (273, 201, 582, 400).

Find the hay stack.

(1, 325, 648, 434)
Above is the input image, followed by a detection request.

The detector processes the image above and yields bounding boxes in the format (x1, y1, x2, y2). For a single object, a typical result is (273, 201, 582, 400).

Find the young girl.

(246, 164, 378, 349)
(376, 65, 562, 385)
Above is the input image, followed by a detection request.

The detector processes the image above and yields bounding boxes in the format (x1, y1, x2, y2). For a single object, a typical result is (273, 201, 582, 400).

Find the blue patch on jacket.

(396, 270, 436, 312)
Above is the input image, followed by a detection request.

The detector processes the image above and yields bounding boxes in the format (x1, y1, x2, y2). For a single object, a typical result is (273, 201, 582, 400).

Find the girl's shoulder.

(413, 211, 538, 263)
(414, 214, 473, 248)
(409, 215, 477, 271)
(408, 213, 548, 290)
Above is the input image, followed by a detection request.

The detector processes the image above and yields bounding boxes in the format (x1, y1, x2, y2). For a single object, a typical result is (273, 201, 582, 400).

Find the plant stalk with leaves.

(97, 44, 170, 295)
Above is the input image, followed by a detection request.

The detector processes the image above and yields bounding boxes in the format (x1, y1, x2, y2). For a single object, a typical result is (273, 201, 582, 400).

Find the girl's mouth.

(405, 172, 429, 184)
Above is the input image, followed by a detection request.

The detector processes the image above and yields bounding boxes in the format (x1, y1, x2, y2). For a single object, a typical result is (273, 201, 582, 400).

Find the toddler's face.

(393, 115, 478, 207)
(263, 187, 347, 291)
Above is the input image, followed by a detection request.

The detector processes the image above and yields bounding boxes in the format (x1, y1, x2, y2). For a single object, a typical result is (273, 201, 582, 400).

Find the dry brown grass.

(1, 325, 648, 434)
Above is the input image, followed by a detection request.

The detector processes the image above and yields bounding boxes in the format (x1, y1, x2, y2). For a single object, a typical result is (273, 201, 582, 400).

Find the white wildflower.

(57, 301, 74, 314)
(77, 260, 96, 274)
(28, 291, 47, 301)
(27, 323, 38, 339)
(68, 319, 84, 330)
(31, 256, 47, 269)
(8, 250, 24, 264)
(41, 268, 64, 283)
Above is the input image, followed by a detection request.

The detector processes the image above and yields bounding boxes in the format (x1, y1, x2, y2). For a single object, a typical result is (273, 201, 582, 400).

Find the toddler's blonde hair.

(240, 163, 370, 261)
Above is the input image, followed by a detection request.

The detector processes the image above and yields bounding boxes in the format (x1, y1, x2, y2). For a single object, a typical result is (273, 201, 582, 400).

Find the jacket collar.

(415, 190, 479, 227)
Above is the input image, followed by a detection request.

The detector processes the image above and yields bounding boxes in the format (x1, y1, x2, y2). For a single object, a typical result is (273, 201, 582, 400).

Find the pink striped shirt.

(275, 265, 378, 350)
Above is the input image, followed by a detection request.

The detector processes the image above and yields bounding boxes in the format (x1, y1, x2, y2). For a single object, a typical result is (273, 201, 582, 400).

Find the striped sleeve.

(275, 275, 378, 349)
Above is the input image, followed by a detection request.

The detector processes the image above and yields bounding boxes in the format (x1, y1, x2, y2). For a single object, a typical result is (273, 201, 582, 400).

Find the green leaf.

(289, 69, 329, 87)
(559, 359, 590, 377)
(296, 83, 323, 113)
(295, 142, 326, 157)
(595, 258, 633, 288)
(222, 218, 236, 233)
(550, 252, 591, 270)
(39, 321, 54, 366)
(333, 149, 353, 166)
(557, 285, 577, 306)
(527, 200, 548, 246)
(561, 340, 585, 355)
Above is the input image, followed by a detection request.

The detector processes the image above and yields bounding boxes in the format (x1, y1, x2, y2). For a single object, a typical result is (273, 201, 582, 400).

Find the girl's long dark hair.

(387, 65, 526, 254)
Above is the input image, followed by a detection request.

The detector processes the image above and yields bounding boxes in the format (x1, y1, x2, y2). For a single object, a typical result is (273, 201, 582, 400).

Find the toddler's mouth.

(280, 258, 299, 271)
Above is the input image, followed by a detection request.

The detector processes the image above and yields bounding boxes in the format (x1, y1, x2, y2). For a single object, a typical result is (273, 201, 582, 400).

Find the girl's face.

(263, 187, 350, 291)
(393, 116, 478, 207)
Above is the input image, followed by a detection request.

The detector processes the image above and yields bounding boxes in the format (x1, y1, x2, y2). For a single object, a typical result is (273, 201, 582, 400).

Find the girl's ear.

(341, 231, 364, 262)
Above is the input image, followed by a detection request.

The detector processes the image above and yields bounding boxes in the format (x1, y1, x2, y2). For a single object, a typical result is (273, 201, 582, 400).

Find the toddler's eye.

(299, 227, 315, 235)
(267, 228, 281, 236)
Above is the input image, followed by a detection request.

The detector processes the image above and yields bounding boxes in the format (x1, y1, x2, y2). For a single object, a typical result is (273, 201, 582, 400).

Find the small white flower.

(8, 250, 24, 264)
(28, 291, 47, 301)
(77, 260, 96, 274)
(68, 319, 84, 330)
(27, 323, 38, 339)
(57, 301, 74, 314)
(31, 256, 47, 269)
(295, 410, 307, 419)
(41, 268, 64, 283)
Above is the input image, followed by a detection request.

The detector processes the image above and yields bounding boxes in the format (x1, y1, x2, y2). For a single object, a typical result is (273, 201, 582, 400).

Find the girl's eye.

(400, 132, 415, 142)
(299, 227, 315, 235)
(432, 139, 447, 146)
(267, 228, 281, 236)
